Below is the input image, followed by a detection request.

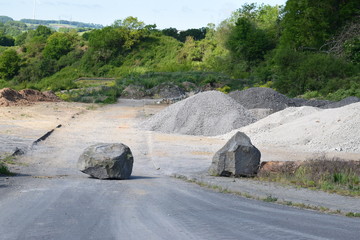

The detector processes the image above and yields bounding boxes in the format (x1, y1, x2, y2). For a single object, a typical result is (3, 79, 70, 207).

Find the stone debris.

(141, 91, 256, 136)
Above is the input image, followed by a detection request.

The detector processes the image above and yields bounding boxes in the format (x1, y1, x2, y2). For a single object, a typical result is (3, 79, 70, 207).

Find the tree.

(279, 0, 360, 50)
(0, 33, 15, 46)
(33, 25, 52, 38)
(162, 27, 179, 39)
(43, 32, 75, 60)
(178, 28, 207, 42)
(113, 16, 145, 30)
(226, 17, 275, 64)
(23, 26, 53, 57)
(0, 49, 21, 80)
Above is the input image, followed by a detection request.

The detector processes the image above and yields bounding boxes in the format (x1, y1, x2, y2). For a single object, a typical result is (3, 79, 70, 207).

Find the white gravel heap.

(141, 91, 256, 136)
(222, 102, 360, 153)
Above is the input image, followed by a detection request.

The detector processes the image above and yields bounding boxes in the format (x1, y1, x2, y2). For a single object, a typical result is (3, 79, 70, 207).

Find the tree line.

(0, 0, 359, 100)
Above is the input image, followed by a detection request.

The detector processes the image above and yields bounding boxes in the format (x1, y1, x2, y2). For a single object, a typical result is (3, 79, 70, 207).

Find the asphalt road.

(1, 100, 359, 239)
(1, 174, 360, 240)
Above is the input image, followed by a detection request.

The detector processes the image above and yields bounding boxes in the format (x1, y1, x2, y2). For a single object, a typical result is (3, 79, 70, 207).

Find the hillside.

(0, 1, 359, 103)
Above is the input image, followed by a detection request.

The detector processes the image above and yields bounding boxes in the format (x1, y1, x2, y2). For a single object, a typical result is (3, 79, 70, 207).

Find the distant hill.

(20, 19, 103, 29)
(0, 16, 14, 23)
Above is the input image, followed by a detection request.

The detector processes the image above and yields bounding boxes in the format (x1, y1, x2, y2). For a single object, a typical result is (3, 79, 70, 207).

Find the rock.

(147, 82, 186, 99)
(209, 132, 261, 177)
(181, 81, 199, 92)
(121, 85, 147, 99)
(77, 143, 134, 179)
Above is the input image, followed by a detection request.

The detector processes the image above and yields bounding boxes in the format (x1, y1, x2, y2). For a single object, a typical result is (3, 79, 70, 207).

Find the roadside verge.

(173, 172, 360, 216)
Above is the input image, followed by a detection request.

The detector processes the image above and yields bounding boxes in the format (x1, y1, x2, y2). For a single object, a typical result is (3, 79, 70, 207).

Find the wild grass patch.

(0, 155, 15, 176)
(257, 156, 360, 197)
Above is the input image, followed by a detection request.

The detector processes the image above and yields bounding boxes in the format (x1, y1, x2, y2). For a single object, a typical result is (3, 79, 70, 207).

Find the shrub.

(0, 162, 11, 175)
(272, 48, 357, 97)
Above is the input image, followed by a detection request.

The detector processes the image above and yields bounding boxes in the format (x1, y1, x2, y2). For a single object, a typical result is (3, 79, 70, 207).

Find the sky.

(1, 0, 286, 29)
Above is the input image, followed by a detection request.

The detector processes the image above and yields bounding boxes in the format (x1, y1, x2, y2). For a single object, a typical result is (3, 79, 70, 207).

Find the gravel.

(228, 87, 296, 112)
(141, 91, 256, 136)
(222, 102, 360, 153)
(229, 87, 359, 111)
(324, 96, 360, 109)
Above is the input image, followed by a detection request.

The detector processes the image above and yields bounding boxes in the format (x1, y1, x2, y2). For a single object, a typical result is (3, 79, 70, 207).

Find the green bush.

(117, 71, 231, 90)
(272, 48, 358, 97)
(0, 162, 12, 176)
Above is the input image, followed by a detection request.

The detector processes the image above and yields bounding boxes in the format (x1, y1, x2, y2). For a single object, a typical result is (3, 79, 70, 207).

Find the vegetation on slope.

(0, 1, 359, 102)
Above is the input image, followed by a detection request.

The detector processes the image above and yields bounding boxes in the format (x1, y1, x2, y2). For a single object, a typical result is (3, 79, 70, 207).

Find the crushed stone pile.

(229, 87, 296, 112)
(0, 88, 60, 107)
(324, 96, 360, 109)
(141, 91, 257, 136)
(222, 102, 360, 153)
(229, 87, 359, 112)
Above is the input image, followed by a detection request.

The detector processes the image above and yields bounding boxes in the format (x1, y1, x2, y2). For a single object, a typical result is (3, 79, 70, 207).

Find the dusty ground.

(1, 100, 360, 213)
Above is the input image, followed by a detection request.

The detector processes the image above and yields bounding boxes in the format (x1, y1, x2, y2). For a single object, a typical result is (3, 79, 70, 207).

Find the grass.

(257, 156, 360, 197)
(263, 195, 278, 202)
(0, 155, 16, 176)
(57, 85, 122, 104)
(346, 212, 360, 217)
(0, 163, 12, 175)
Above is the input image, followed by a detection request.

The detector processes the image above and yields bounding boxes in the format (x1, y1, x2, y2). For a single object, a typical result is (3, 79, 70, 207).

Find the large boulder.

(209, 132, 261, 177)
(77, 143, 134, 179)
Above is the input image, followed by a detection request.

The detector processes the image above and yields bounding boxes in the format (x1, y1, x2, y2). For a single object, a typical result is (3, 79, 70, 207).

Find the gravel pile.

(222, 102, 360, 153)
(229, 87, 359, 112)
(141, 91, 256, 136)
(229, 87, 295, 112)
(324, 96, 360, 109)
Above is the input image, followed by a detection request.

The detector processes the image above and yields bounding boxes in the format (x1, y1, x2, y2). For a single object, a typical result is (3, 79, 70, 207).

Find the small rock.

(77, 143, 134, 179)
(209, 132, 261, 177)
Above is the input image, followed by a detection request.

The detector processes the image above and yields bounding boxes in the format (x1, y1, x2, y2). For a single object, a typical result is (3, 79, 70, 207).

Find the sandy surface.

(1, 99, 360, 213)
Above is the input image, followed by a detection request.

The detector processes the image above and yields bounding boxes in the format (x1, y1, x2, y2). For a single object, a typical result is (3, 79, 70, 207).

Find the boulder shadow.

(129, 175, 158, 180)
(86, 175, 158, 180)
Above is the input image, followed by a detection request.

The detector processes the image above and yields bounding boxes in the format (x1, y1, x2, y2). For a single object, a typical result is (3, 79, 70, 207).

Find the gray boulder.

(209, 132, 261, 177)
(77, 143, 134, 179)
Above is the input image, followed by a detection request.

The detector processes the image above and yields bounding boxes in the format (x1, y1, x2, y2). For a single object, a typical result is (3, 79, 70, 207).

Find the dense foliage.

(0, 1, 359, 100)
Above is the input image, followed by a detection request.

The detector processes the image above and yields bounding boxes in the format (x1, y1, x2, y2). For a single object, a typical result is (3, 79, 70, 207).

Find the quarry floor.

(0, 100, 359, 239)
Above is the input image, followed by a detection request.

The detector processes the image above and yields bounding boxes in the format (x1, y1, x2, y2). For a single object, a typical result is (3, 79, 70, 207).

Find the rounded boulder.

(77, 143, 134, 180)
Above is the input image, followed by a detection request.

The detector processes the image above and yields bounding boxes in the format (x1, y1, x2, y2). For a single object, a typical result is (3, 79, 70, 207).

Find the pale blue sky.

(1, 0, 286, 29)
